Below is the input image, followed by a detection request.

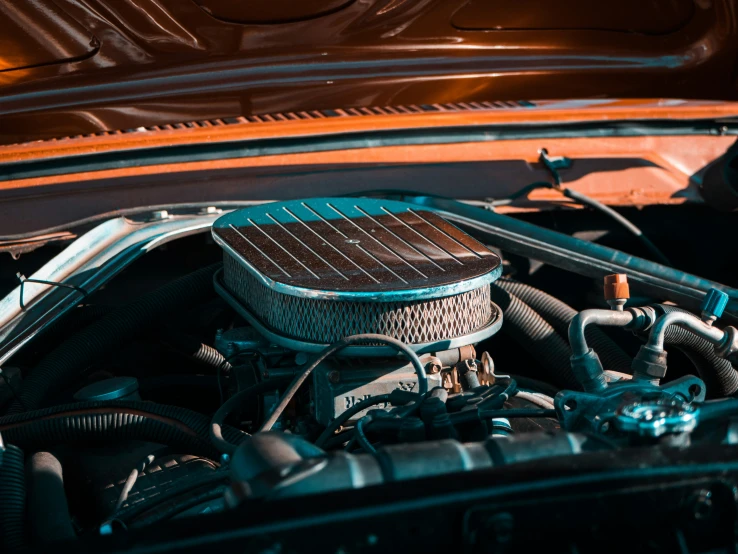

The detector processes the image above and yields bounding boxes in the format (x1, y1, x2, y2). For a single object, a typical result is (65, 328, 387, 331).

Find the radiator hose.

(27, 452, 76, 546)
(489, 285, 579, 389)
(496, 279, 632, 373)
(0, 439, 25, 553)
(7, 263, 221, 414)
(0, 401, 246, 459)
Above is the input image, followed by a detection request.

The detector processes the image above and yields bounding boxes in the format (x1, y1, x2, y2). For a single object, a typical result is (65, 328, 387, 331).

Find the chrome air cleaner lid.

(212, 198, 503, 354)
(212, 198, 501, 301)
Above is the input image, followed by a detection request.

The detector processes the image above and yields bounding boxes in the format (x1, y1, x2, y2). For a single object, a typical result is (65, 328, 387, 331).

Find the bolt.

(199, 206, 222, 215)
(150, 210, 170, 221)
(295, 352, 308, 365)
(328, 370, 341, 384)
(215, 328, 224, 339)
(220, 453, 231, 465)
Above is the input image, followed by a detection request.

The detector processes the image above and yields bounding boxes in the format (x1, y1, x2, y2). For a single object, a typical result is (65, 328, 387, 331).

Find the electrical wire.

(560, 187, 672, 266)
(491, 150, 672, 266)
(259, 334, 428, 432)
(354, 416, 377, 455)
(209, 377, 292, 455)
(314, 394, 392, 448)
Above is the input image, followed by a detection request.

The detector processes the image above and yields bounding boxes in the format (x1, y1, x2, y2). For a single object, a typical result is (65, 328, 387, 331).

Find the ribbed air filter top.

(212, 198, 503, 353)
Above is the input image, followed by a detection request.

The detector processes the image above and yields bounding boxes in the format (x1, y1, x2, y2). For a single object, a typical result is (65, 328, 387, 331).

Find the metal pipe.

(648, 311, 726, 351)
(569, 309, 635, 358)
(404, 196, 738, 319)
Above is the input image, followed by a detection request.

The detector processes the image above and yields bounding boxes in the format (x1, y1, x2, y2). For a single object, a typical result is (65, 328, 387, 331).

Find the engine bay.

(2, 194, 738, 552)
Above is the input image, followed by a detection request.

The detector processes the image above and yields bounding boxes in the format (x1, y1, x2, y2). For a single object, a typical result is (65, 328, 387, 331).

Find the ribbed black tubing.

(0, 443, 26, 553)
(496, 279, 632, 373)
(489, 285, 578, 389)
(8, 264, 221, 414)
(0, 401, 246, 459)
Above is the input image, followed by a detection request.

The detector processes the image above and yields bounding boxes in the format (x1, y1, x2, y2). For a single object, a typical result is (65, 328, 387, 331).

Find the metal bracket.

(539, 148, 571, 187)
(554, 375, 706, 434)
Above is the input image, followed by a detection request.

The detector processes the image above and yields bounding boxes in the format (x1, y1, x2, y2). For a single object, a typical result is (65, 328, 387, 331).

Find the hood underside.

(3, 0, 738, 144)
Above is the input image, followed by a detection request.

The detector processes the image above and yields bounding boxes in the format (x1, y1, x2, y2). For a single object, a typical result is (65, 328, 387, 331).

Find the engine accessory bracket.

(554, 375, 706, 434)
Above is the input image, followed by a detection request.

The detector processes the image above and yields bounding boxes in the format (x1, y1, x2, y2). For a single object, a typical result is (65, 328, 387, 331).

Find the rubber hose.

(0, 401, 246, 460)
(8, 263, 221, 414)
(210, 377, 292, 456)
(26, 452, 75, 545)
(497, 279, 632, 373)
(162, 331, 232, 373)
(489, 285, 579, 389)
(0, 443, 26, 553)
(656, 305, 738, 397)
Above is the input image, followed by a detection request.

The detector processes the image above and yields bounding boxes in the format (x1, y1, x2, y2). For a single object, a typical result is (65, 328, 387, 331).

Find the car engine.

(1, 194, 738, 550)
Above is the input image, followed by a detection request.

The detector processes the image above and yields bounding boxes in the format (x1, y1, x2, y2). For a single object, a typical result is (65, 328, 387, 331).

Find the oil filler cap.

(614, 398, 698, 437)
(74, 377, 140, 402)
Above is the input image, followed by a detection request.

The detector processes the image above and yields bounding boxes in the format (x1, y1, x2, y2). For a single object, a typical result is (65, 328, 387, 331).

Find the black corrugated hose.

(27, 452, 76, 546)
(7, 263, 222, 415)
(656, 305, 738, 398)
(489, 285, 579, 389)
(496, 279, 633, 373)
(0, 400, 247, 460)
(0, 440, 26, 553)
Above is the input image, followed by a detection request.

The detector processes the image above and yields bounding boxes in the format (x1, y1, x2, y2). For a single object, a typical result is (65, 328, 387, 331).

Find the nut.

(631, 345, 668, 380)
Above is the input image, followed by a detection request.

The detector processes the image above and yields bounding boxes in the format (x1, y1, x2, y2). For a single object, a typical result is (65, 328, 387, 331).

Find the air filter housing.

(212, 198, 502, 355)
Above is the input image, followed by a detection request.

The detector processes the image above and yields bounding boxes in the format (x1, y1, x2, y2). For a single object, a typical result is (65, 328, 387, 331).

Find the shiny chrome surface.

(213, 198, 501, 300)
(0, 207, 252, 367)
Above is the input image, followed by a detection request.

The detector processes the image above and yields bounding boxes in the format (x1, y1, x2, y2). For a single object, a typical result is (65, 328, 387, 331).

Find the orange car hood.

(2, 0, 738, 145)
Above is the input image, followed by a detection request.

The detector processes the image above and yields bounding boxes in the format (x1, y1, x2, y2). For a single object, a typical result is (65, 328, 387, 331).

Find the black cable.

(210, 377, 292, 456)
(259, 334, 428, 432)
(496, 151, 672, 266)
(354, 416, 376, 454)
(561, 188, 672, 266)
(314, 394, 392, 448)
